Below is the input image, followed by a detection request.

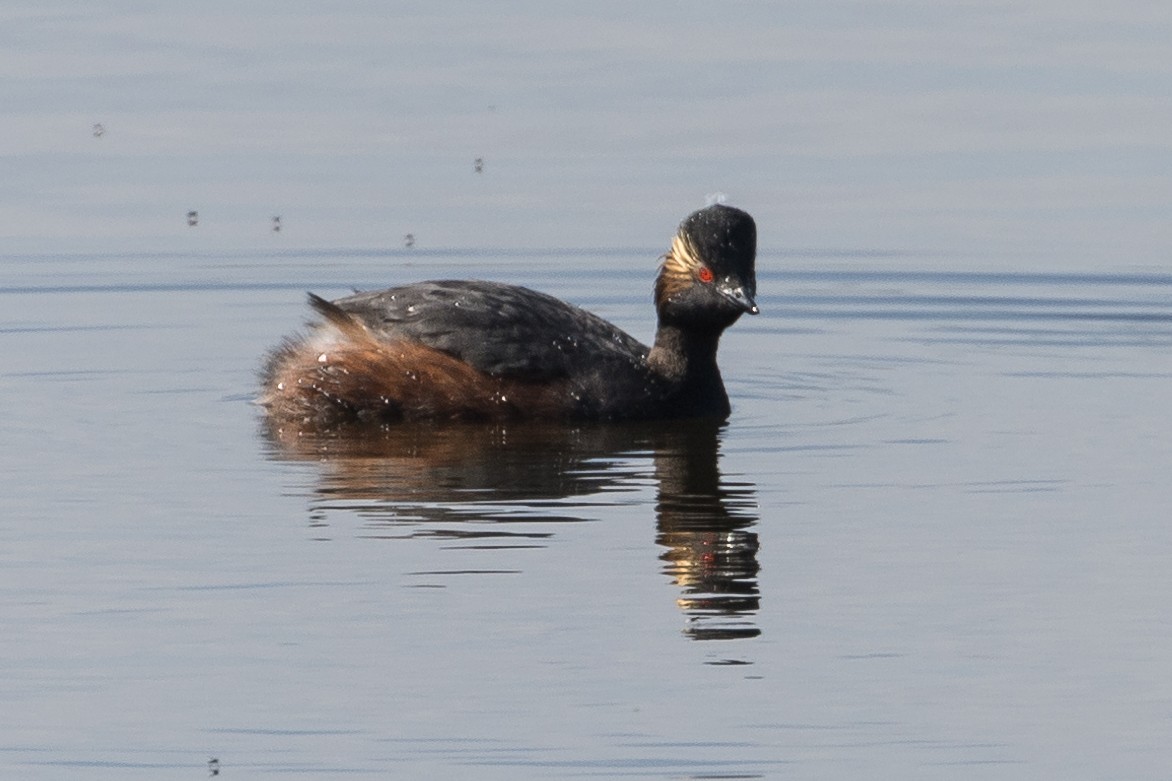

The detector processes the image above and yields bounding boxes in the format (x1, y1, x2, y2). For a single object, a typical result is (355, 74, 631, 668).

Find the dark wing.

(325, 280, 649, 381)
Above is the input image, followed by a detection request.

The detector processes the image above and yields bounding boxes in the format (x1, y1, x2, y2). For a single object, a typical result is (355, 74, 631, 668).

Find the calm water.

(2, 248, 1170, 778)
(4, 1, 1172, 777)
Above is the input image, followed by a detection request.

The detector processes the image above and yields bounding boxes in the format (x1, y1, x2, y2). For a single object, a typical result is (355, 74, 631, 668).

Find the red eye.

(697, 267, 714, 283)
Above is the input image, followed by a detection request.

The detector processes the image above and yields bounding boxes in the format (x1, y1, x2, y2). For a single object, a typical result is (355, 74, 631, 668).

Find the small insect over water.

(208, 756, 220, 776)
(92, 123, 105, 138)
(403, 233, 415, 248)
(474, 157, 484, 173)
(272, 215, 281, 232)
(187, 211, 199, 227)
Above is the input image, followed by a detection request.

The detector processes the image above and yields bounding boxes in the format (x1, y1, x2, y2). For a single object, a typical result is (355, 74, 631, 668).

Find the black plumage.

(324, 281, 647, 381)
(260, 204, 758, 425)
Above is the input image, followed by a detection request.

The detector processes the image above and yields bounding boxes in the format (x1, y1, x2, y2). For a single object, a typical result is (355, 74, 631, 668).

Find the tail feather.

(261, 292, 570, 426)
(307, 292, 367, 338)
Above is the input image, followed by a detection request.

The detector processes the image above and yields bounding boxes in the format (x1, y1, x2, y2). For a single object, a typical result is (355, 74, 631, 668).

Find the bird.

(259, 204, 757, 426)
(186, 211, 199, 227)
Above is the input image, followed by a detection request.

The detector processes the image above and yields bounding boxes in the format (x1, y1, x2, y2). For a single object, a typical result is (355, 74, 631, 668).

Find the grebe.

(260, 204, 757, 426)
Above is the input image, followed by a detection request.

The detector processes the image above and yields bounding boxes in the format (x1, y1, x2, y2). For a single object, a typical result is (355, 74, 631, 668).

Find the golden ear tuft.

(667, 233, 702, 272)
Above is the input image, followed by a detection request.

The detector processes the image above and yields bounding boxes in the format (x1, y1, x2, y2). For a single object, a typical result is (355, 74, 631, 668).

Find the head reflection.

(262, 418, 761, 640)
(652, 421, 761, 640)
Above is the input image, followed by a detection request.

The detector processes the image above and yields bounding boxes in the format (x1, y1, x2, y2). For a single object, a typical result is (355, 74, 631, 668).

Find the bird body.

(260, 205, 758, 426)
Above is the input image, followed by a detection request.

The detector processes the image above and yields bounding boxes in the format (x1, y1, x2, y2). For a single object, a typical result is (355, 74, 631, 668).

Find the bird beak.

(720, 283, 759, 315)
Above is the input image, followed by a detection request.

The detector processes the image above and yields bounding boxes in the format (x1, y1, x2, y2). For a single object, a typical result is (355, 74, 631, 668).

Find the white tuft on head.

(705, 191, 729, 206)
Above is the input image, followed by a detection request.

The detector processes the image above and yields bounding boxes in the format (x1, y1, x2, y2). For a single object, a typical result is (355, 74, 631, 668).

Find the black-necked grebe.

(260, 204, 758, 425)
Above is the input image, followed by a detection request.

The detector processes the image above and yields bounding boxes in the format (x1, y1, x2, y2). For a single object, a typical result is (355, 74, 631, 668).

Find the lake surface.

(2, 247, 1170, 778)
(3, 1, 1172, 778)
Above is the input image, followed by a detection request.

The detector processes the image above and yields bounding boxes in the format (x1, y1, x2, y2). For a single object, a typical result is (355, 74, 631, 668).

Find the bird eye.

(697, 266, 714, 283)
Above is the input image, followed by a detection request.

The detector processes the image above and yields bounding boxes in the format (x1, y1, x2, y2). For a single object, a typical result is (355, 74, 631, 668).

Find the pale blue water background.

(2, 3, 1172, 779)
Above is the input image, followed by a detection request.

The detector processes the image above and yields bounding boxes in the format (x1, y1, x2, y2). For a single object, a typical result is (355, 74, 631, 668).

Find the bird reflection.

(262, 417, 760, 640)
(652, 422, 760, 640)
(262, 420, 636, 531)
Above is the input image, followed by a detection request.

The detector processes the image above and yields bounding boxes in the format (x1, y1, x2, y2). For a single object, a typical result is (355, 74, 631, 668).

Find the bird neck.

(648, 322, 722, 385)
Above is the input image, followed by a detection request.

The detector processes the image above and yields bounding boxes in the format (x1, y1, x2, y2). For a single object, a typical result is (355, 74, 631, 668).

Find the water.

(4, 1, 1172, 777)
(2, 246, 1170, 779)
